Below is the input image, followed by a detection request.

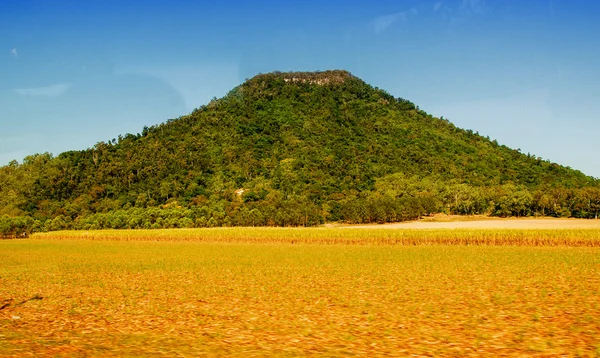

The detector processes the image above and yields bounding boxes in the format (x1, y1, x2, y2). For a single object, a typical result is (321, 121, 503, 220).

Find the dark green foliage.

(1, 70, 599, 231)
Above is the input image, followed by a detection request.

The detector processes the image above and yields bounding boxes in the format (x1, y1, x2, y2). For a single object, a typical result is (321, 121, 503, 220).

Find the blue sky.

(1, 0, 599, 177)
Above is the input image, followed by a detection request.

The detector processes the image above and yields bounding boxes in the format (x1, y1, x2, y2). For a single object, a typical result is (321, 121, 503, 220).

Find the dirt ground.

(344, 216, 600, 229)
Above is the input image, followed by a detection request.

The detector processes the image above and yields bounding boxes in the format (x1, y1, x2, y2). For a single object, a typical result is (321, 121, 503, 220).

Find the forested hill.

(2, 70, 600, 233)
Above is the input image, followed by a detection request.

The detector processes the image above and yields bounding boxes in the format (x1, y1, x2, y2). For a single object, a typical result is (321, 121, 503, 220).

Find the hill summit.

(253, 70, 353, 85)
(1, 70, 599, 233)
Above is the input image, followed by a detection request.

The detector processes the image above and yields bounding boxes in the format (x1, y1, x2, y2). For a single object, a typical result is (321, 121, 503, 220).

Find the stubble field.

(1, 226, 600, 356)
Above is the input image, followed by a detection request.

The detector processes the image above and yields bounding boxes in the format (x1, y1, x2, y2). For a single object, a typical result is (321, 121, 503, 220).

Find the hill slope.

(1, 70, 599, 233)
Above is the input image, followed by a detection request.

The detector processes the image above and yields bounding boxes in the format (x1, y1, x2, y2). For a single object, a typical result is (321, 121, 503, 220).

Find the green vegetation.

(1, 238, 599, 355)
(1, 70, 599, 234)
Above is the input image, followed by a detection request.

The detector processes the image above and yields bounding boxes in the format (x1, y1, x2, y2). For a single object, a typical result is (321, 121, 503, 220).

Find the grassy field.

(1, 228, 600, 356)
(33, 227, 600, 246)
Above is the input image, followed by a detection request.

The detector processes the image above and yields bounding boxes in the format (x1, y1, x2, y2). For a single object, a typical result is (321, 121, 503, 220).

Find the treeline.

(1, 70, 599, 235)
(2, 178, 599, 236)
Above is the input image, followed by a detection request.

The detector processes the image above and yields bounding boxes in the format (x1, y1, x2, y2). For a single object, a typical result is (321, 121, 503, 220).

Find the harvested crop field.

(33, 226, 600, 246)
(1, 228, 600, 356)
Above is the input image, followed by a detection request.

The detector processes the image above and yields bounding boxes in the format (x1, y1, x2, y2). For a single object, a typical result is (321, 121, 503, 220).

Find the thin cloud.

(461, 0, 489, 13)
(10, 48, 18, 58)
(115, 64, 239, 112)
(434, 1, 443, 12)
(14, 83, 71, 97)
(372, 8, 418, 34)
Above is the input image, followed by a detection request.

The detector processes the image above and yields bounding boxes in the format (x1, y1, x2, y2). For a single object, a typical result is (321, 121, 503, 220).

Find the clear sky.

(1, 0, 599, 177)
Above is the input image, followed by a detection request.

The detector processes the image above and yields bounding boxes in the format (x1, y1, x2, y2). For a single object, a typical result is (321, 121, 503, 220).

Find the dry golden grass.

(1, 229, 600, 356)
(34, 226, 600, 246)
